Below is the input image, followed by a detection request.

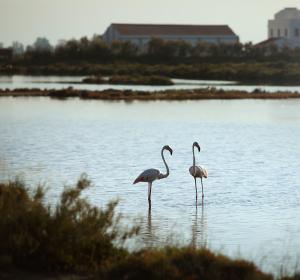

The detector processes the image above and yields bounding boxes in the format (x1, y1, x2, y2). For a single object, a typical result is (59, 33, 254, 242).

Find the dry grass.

(0, 87, 299, 100)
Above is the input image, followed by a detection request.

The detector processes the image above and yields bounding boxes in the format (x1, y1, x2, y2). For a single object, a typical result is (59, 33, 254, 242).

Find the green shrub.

(100, 247, 272, 280)
(281, 274, 300, 280)
(0, 175, 138, 273)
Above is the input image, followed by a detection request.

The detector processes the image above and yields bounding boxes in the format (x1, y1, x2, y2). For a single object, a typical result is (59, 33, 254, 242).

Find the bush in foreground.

(100, 247, 272, 280)
(0, 177, 299, 279)
(0, 175, 138, 273)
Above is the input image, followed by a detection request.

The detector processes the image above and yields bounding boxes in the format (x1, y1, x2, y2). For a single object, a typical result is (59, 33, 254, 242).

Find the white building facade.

(103, 23, 239, 51)
(267, 8, 300, 47)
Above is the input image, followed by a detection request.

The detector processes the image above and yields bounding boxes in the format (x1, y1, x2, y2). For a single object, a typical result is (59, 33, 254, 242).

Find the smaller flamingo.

(189, 142, 208, 202)
(133, 145, 173, 208)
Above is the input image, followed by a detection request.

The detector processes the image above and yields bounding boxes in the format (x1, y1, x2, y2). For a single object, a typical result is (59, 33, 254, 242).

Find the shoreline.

(0, 87, 300, 100)
(2, 62, 300, 85)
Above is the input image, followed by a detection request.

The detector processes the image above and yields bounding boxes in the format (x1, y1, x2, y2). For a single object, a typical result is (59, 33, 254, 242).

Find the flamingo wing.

(200, 166, 208, 178)
(189, 165, 208, 178)
(133, 168, 160, 184)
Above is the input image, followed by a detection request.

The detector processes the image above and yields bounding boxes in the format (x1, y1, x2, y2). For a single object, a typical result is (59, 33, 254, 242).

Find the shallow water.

(1, 75, 300, 93)
(0, 97, 300, 274)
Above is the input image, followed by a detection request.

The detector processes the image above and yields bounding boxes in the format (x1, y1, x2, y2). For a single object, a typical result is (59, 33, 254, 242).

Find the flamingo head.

(193, 142, 201, 152)
(163, 145, 173, 155)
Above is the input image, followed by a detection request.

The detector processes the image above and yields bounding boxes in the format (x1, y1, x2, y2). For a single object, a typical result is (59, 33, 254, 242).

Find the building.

(102, 23, 239, 51)
(261, 7, 300, 48)
(256, 36, 300, 49)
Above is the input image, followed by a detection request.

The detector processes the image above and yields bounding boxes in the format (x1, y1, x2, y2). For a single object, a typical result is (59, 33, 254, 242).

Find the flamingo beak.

(194, 142, 201, 152)
(164, 145, 173, 155)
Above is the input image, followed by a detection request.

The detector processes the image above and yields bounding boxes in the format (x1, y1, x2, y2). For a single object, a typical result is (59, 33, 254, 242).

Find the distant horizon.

(0, 0, 299, 47)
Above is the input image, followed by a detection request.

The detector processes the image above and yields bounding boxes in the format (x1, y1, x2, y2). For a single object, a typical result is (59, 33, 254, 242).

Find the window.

(270, 29, 274, 37)
(284, 28, 288, 37)
(277, 29, 281, 37)
(295, 28, 299, 37)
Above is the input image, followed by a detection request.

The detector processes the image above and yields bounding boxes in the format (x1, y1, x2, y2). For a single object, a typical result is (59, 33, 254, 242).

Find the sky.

(0, 0, 300, 47)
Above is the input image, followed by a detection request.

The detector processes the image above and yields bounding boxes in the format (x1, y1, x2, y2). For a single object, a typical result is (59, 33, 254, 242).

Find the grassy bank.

(2, 62, 300, 84)
(0, 87, 299, 100)
(1, 177, 299, 279)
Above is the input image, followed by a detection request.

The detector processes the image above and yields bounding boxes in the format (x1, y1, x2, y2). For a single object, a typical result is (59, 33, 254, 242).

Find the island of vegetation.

(0, 176, 299, 280)
(0, 87, 299, 100)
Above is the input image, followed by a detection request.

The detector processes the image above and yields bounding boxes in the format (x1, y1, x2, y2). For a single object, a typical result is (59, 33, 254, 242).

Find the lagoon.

(0, 97, 300, 274)
(1, 75, 300, 93)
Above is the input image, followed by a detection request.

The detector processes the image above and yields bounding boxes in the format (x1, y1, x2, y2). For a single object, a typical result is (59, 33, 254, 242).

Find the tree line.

(7, 35, 300, 64)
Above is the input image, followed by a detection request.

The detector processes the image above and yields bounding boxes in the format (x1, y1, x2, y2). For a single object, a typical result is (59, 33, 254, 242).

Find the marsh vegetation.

(1, 177, 299, 279)
(0, 87, 299, 100)
(3, 62, 300, 85)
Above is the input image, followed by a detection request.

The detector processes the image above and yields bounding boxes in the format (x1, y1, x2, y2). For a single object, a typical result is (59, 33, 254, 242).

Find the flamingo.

(189, 142, 208, 202)
(133, 145, 173, 208)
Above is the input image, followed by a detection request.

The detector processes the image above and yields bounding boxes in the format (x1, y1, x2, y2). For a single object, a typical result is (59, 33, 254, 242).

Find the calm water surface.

(0, 97, 300, 274)
(1, 75, 300, 93)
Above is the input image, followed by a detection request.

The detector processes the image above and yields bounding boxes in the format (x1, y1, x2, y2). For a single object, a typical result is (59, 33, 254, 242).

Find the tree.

(147, 38, 165, 57)
(147, 38, 178, 60)
(88, 35, 111, 61)
(172, 40, 192, 58)
(192, 42, 212, 57)
(54, 39, 80, 61)
(11, 41, 24, 56)
(24, 37, 53, 63)
(33, 37, 53, 52)
(111, 41, 138, 59)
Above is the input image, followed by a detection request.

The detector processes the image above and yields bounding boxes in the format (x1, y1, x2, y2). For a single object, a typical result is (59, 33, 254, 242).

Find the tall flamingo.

(133, 145, 173, 208)
(189, 142, 208, 202)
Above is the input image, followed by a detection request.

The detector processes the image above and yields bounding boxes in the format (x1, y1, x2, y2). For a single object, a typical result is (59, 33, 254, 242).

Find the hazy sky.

(0, 0, 299, 47)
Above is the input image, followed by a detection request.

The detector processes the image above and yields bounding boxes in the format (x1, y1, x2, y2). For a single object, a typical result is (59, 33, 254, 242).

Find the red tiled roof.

(255, 37, 280, 47)
(112, 23, 237, 36)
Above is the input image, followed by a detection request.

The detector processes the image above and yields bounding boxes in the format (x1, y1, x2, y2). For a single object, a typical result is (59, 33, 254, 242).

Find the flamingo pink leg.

(194, 177, 198, 203)
(148, 182, 152, 209)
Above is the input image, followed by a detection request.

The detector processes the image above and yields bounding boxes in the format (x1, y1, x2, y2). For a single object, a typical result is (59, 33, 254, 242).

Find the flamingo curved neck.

(192, 145, 196, 167)
(159, 148, 169, 179)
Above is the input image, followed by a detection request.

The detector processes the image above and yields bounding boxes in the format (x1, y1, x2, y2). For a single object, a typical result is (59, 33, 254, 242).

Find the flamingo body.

(133, 145, 173, 208)
(133, 168, 160, 184)
(189, 165, 208, 179)
(189, 142, 208, 202)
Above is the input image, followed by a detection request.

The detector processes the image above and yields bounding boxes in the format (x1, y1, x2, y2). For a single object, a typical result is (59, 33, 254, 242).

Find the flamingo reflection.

(191, 200, 207, 249)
